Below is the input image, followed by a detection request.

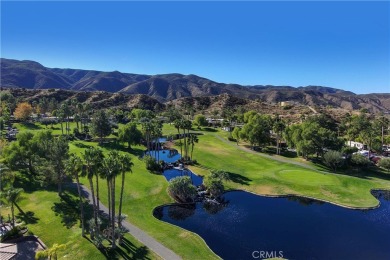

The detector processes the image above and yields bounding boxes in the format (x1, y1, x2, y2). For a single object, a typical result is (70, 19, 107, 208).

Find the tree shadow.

(202, 127, 218, 132)
(99, 142, 144, 157)
(96, 237, 151, 260)
(20, 122, 44, 130)
(73, 142, 93, 149)
(227, 171, 251, 185)
(120, 237, 152, 260)
(16, 208, 39, 225)
(51, 192, 80, 229)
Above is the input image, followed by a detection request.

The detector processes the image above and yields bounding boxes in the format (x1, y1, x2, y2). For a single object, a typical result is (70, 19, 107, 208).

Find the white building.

(346, 141, 365, 150)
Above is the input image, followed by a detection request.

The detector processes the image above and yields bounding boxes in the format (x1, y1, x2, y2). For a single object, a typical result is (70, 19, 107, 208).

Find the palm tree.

(273, 118, 286, 155)
(173, 119, 183, 156)
(102, 151, 121, 249)
(65, 154, 85, 236)
(189, 134, 199, 161)
(1, 187, 23, 227)
(117, 153, 133, 244)
(82, 147, 103, 237)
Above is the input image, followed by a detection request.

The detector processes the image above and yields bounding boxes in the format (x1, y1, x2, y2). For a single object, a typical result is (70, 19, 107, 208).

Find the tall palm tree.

(117, 153, 133, 244)
(82, 147, 103, 237)
(1, 187, 23, 227)
(189, 134, 199, 161)
(65, 154, 85, 236)
(173, 119, 183, 156)
(102, 151, 121, 249)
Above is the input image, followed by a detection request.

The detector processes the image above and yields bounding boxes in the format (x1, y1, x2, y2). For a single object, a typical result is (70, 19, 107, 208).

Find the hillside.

(3, 88, 162, 111)
(1, 58, 389, 113)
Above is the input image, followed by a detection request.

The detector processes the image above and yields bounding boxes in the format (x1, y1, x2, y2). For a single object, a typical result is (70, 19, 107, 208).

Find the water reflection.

(154, 190, 390, 260)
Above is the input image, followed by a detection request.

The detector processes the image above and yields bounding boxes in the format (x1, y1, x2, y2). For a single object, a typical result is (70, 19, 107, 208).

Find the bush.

(227, 136, 236, 142)
(167, 176, 197, 203)
(144, 155, 161, 173)
(323, 150, 344, 172)
(378, 158, 390, 173)
(351, 153, 370, 168)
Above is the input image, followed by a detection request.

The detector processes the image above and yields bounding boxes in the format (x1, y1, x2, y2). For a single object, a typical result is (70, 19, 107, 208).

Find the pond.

(154, 190, 390, 260)
(146, 149, 181, 163)
(163, 169, 203, 186)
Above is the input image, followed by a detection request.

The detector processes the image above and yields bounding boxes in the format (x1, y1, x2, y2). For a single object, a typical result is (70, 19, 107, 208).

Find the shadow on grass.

(73, 142, 94, 149)
(20, 122, 44, 130)
(16, 210, 39, 224)
(99, 142, 144, 157)
(227, 172, 251, 185)
(51, 191, 93, 229)
(51, 192, 80, 228)
(202, 127, 218, 132)
(95, 237, 151, 260)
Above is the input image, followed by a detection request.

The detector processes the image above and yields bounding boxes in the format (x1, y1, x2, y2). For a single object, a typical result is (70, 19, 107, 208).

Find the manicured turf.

(190, 133, 390, 208)
(1, 175, 161, 260)
(5, 121, 390, 260)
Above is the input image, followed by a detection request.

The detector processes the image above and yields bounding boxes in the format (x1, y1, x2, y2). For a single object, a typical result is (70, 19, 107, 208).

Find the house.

(346, 141, 365, 150)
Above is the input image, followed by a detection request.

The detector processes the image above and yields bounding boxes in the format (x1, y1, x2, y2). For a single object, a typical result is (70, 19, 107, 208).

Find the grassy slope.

(192, 133, 390, 208)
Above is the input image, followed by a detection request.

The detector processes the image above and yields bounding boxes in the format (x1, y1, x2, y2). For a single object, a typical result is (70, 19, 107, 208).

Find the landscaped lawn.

(190, 133, 390, 208)
(2, 175, 161, 260)
(6, 121, 390, 260)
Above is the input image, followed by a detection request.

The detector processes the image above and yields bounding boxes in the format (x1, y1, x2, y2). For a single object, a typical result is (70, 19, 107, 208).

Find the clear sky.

(1, 1, 389, 94)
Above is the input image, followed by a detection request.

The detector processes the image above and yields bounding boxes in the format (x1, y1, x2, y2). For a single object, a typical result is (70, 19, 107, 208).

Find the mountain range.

(1, 58, 389, 113)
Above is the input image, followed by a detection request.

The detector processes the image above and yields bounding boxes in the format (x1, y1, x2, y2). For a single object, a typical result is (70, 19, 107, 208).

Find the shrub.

(323, 150, 344, 172)
(351, 153, 370, 168)
(144, 155, 161, 173)
(167, 176, 197, 203)
(378, 158, 390, 173)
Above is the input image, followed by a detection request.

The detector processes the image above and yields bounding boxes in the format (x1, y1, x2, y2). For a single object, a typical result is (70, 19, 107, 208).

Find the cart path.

(79, 184, 182, 260)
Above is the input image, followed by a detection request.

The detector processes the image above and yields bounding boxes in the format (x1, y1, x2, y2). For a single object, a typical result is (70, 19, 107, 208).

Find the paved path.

(79, 185, 181, 260)
(212, 134, 326, 173)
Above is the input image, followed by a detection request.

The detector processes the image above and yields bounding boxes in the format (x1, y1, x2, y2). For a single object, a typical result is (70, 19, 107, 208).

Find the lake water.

(163, 168, 203, 186)
(146, 149, 181, 163)
(154, 190, 390, 260)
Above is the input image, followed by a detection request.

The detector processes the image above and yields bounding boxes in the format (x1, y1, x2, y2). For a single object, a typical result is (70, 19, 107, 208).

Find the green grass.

(1, 175, 160, 260)
(190, 133, 390, 208)
(8, 121, 390, 260)
(72, 142, 219, 260)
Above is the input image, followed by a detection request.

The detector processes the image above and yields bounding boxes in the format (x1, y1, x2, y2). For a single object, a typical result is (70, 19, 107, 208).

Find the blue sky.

(1, 1, 389, 94)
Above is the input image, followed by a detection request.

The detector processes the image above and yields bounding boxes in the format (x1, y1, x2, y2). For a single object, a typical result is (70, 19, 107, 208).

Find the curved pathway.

(79, 185, 181, 260)
(212, 134, 327, 173)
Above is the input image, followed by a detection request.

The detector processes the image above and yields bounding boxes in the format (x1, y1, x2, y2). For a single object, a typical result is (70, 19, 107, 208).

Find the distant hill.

(1, 58, 389, 113)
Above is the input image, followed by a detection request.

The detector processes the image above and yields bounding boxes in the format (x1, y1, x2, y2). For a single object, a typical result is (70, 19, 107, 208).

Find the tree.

(323, 150, 344, 172)
(232, 127, 241, 145)
(351, 153, 370, 168)
(65, 154, 85, 236)
(273, 119, 286, 155)
(49, 136, 69, 196)
(204, 170, 230, 199)
(82, 147, 104, 239)
(118, 122, 142, 149)
(14, 102, 33, 121)
(35, 243, 68, 260)
(101, 151, 121, 249)
(167, 176, 196, 203)
(117, 153, 133, 244)
(90, 110, 112, 143)
(188, 134, 199, 161)
(0, 187, 23, 227)
(378, 158, 390, 173)
(194, 114, 207, 129)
